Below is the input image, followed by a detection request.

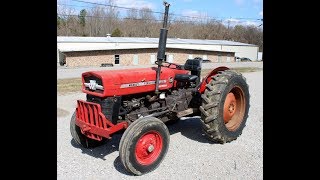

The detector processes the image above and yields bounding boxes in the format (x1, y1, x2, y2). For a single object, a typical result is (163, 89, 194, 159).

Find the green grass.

(57, 78, 82, 94)
(201, 67, 262, 78)
(230, 67, 262, 73)
(57, 67, 262, 94)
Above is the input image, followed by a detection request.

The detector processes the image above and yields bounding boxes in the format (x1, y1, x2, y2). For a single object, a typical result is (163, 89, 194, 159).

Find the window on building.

(217, 53, 221, 62)
(203, 55, 208, 60)
(58, 51, 66, 66)
(115, 54, 120, 64)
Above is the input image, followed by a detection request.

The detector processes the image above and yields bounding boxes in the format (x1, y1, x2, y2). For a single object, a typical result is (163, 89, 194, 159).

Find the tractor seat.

(175, 74, 198, 82)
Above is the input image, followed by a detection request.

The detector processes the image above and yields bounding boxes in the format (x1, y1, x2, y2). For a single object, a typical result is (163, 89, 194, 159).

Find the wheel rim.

(135, 131, 163, 165)
(223, 86, 246, 131)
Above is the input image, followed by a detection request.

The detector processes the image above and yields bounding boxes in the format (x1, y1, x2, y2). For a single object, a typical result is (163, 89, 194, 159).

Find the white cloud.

(243, 20, 259, 26)
(181, 9, 209, 19)
(225, 18, 240, 23)
(182, 10, 201, 17)
(115, 0, 155, 9)
(259, 11, 263, 16)
(73, 0, 155, 10)
(57, 0, 71, 4)
(223, 18, 261, 27)
(223, 19, 238, 27)
(57, 0, 156, 17)
(223, 18, 239, 26)
(235, 0, 244, 5)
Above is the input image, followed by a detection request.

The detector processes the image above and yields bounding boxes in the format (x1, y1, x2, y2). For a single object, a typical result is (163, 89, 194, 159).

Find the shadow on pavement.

(113, 156, 134, 176)
(70, 132, 123, 160)
(70, 116, 217, 175)
(167, 117, 217, 144)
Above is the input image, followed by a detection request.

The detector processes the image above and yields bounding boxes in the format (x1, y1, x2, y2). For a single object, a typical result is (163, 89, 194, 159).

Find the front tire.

(70, 111, 106, 148)
(119, 117, 170, 175)
(199, 70, 250, 143)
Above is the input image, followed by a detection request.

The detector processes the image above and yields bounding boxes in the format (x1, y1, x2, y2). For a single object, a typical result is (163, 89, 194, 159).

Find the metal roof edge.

(59, 46, 235, 53)
(57, 36, 257, 47)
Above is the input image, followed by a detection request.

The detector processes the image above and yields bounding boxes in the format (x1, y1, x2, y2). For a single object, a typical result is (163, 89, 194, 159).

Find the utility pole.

(226, 17, 231, 40)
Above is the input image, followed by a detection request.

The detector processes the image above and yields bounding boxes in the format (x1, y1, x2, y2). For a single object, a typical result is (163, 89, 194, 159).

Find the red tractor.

(70, 2, 249, 175)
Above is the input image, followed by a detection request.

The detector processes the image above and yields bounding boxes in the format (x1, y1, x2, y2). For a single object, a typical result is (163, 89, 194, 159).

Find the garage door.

(133, 55, 139, 65)
(227, 54, 231, 62)
(150, 54, 156, 64)
(168, 55, 173, 63)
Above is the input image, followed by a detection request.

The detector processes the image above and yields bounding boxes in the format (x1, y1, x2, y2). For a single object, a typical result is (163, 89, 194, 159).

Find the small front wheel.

(119, 117, 170, 175)
(70, 111, 106, 148)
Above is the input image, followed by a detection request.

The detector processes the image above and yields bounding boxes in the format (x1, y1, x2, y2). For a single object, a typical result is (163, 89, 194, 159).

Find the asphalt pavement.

(57, 70, 263, 179)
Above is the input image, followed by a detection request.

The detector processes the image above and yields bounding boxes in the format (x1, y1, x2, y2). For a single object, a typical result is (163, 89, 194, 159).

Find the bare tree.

(57, 4, 263, 50)
(103, 0, 119, 35)
(57, 4, 77, 36)
(126, 8, 138, 19)
(137, 7, 156, 37)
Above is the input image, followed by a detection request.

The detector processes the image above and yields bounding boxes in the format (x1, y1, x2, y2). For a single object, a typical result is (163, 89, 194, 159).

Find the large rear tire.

(119, 117, 170, 175)
(70, 111, 106, 148)
(199, 70, 250, 143)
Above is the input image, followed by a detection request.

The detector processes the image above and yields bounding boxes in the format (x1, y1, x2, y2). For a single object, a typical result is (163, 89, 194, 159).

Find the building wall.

(64, 48, 235, 67)
(222, 45, 259, 60)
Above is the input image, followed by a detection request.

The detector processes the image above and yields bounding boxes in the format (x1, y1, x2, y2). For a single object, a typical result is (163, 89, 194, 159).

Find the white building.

(57, 36, 259, 66)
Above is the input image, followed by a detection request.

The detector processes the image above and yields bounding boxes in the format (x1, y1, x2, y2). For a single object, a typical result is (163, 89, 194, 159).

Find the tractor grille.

(83, 75, 104, 93)
(76, 100, 112, 141)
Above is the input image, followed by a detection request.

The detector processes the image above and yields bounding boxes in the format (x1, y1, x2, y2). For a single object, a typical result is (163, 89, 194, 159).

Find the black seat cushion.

(175, 74, 198, 82)
(184, 58, 202, 71)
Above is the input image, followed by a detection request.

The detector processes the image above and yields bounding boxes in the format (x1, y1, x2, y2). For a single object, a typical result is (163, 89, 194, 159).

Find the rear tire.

(119, 117, 170, 175)
(199, 70, 250, 143)
(70, 111, 106, 148)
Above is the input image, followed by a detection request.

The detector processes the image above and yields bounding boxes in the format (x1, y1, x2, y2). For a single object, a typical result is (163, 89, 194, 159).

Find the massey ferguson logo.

(84, 80, 104, 91)
(120, 80, 166, 88)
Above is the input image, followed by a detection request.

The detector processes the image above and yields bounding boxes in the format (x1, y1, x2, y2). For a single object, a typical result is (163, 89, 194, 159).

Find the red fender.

(198, 66, 230, 94)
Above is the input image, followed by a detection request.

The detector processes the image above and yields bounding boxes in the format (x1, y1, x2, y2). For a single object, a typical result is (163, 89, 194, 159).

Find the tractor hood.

(81, 67, 188, 97)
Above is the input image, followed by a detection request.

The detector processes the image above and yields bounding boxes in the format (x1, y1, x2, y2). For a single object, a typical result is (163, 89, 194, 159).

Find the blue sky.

(58, 0, 263, 26)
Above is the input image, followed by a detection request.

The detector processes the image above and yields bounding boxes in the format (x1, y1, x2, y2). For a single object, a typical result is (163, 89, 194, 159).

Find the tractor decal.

(120, 80, 166, 88)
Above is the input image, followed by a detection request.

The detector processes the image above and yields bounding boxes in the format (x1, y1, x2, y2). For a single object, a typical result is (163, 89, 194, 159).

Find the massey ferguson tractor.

(70, 2, 249, 175)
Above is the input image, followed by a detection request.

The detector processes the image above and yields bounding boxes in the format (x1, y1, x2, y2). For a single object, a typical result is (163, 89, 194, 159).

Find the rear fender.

(198, 66, 229, 94)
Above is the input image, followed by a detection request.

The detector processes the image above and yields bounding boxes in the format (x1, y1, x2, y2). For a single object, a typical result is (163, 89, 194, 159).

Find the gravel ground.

(57, 62, 263, 79)
(57, 70, 263, 179)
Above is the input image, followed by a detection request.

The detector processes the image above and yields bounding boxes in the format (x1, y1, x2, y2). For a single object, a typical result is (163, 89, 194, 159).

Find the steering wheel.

(165, 62, 181, 69)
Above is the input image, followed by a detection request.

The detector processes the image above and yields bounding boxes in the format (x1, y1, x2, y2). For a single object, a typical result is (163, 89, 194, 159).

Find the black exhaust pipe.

(155, 1, 170, 94)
